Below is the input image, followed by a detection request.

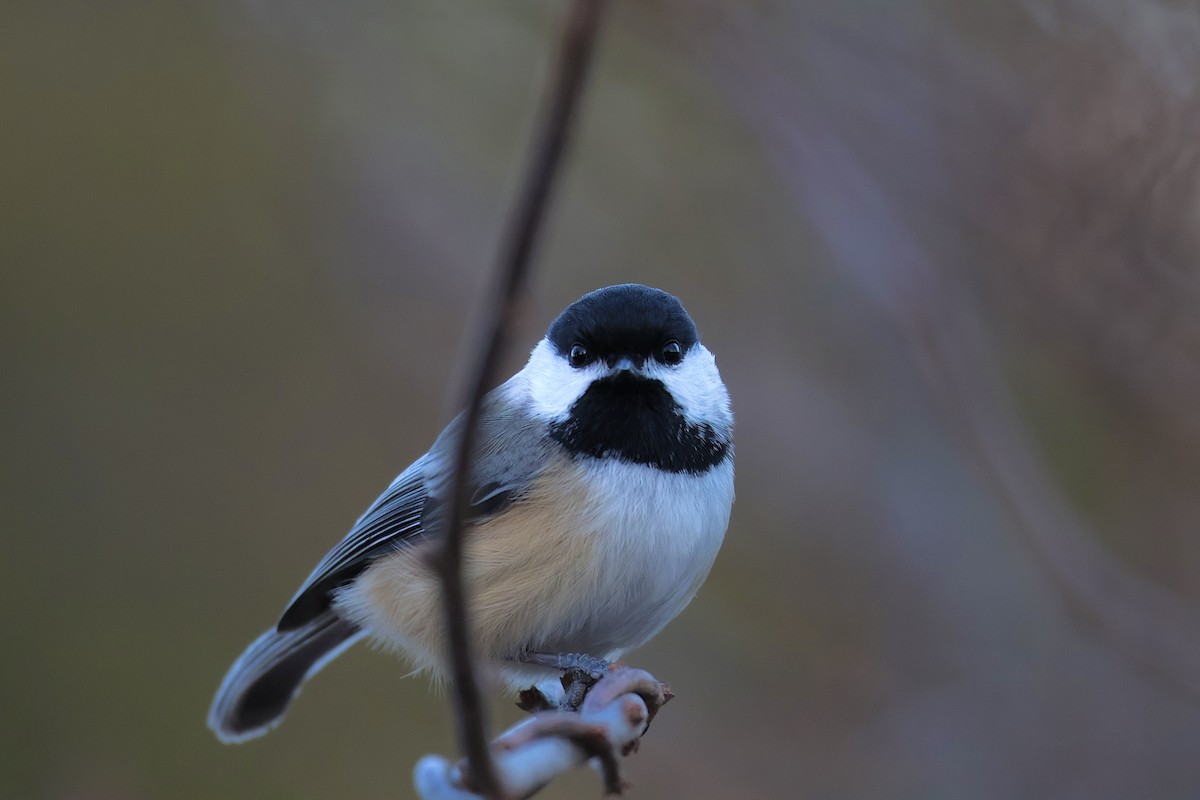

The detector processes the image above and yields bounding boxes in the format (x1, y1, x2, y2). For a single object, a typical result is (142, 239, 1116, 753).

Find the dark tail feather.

(208, 614, 363, 743)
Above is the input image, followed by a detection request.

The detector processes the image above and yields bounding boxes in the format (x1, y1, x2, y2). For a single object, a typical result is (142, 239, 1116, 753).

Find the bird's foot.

(518, 650, 611, 680)
(515, 651, 613, 712)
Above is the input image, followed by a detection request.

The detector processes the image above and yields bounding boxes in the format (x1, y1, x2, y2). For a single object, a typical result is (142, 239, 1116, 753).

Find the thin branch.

(430, 1, 610, 797)
(414, 668, 670, 799)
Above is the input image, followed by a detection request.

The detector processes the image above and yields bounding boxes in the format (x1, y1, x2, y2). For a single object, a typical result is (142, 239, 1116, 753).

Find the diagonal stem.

(430, 1, 610, 797)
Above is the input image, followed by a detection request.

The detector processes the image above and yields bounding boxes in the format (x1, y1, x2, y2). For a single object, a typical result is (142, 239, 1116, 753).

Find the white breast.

(557, 456, 735, 659)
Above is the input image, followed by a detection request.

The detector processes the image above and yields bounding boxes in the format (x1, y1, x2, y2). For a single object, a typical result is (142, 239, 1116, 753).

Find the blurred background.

(5, 0, 1200, 797)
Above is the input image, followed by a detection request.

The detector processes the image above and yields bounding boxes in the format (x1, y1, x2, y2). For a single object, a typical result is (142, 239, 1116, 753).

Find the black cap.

(546, 284, 698, 360)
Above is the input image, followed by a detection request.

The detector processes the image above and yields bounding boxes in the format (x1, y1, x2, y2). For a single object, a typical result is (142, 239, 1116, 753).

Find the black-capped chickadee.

(208, 283, 734, 743)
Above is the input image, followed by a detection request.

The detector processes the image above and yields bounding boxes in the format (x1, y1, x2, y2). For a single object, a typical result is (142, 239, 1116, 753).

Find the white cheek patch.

(516, 339, 733, 430)
(519, 339, 603, 421)
(642, 345, 733, 428)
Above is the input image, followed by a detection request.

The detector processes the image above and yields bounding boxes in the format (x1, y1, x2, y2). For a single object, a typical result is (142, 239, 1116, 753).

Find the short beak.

(607, 354, 643, 373)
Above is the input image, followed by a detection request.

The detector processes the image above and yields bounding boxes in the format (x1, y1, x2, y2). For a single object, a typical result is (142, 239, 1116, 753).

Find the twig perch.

(415, 668, 670, 800)
(426, 1, 610, 798)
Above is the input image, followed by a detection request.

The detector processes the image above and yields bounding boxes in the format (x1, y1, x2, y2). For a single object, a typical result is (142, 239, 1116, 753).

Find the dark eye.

(661, 340, 683, 365)
(569, 343, 591, 368)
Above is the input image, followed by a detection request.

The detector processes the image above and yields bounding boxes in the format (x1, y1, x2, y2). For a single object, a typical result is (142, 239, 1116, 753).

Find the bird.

(208, 283, 734, 743)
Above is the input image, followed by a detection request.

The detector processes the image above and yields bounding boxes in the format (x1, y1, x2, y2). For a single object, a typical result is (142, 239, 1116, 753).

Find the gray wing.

(276, 383, 551, 631)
